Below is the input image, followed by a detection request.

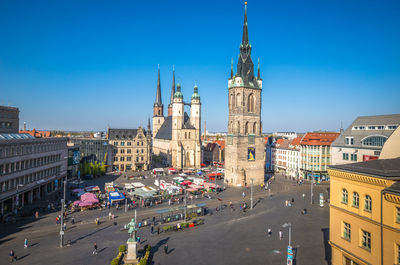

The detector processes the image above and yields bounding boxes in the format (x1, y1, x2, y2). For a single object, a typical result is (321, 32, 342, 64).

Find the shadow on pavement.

(148, 237, 170, 265)
(321, 228, 331, 265)
(70, 224, 112, 244)
(98, 247, 107, 253)
(18, 253, 30, 261)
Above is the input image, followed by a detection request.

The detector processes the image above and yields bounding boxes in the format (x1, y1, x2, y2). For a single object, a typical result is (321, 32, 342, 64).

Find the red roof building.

(19, 129, 52, 138)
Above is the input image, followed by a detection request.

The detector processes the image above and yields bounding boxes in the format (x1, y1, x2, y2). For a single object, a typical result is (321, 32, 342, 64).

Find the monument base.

(125, 240, 139, 264)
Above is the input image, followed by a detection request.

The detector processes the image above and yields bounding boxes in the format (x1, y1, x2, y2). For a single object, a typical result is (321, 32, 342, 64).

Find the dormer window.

(345, 137, 354, 145)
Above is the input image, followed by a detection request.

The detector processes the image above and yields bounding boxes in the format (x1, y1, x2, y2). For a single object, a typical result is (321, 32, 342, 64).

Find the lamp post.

(250, 178, 254, 209)
(310, 170, 314, 205)
(282, 222, 293, 264)
(59, 179, 67, 248)
(184, 188, 187, 220)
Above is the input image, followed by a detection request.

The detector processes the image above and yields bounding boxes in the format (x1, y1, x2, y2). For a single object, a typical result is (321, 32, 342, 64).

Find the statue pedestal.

(125, 240, 138, 264)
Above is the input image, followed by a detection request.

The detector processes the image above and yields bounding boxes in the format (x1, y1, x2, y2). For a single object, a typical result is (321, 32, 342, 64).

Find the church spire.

(154, 64, 162, 106)
(170, 66, 175, 105)
(257, 58, 260, 79)
(242, 2, 249, 45)
(230, 58, 234, 78)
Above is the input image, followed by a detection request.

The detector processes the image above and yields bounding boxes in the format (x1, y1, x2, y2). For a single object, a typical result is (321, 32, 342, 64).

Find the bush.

(146, 245, 151, 252)
(163, 225, 173, 231)
(118, 244, 126, 253)
(111, 258, 119, 265)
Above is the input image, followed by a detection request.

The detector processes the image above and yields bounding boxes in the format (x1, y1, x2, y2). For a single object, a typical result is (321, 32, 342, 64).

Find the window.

(127, 149, 131, 154)
(342, 189, 348, 204)
(397, 207, 400, 223)
(343, 153, 349, 160)
(361, 230, 371, 251)
(374, 151, 381, 156)
(120, 157, 125, 162)
(343, 222, 351, 240)
(120, 141, 125, 146)
(120, 149, 125, 154)
(345, 137, 354, 145)
(364, 195, 372, 211)
(353, 192, 359, 208)
(397, 244, 400, 264)
(127, 142, 132, 146)
(351, 154, 357, 161)
(362, 136, 387, 147)
(114, 141, 118, 146)
(248, 93, 255, 112)
(227, 135, 233, 145)
(387, 125, 398, 130)
(114, 157, 118, 161)
(127, 157, 131, 161)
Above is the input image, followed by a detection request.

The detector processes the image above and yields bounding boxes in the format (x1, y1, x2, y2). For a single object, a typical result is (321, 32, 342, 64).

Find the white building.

(273, 137, 301, 178)
(331, 114, 400, 165)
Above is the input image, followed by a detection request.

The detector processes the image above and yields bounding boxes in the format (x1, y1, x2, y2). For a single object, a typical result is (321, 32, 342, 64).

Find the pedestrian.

(279, 230, 283, 240)
(291, 198, 294, 203)
(56, 216, 59, 225)
(63, 223, 67, 231)
(9, 250, 17, 263)
(108, 212, 112, 220)
(112, 214, 115, 221)
(71, 217, 75, 224)
(92, 243, 98, 255)
(164, 244, 168, 254)
(302, 193, 305, 199)
(151, 224, 154, 234)
(24, 238, 28, 248)
(157, 226, 160, 235)
(242, 191, 245, 198)
(267, 228, 272, 237)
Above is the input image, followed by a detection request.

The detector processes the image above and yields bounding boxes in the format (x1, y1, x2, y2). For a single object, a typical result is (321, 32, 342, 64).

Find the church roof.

(154, 66, 162, 107)
(155, 116, 172, 140)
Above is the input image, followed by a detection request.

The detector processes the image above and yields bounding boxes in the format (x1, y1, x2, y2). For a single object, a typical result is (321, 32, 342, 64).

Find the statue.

(126, 218, 138, 242)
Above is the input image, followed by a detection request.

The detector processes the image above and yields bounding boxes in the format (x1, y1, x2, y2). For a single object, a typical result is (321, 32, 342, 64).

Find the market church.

(152, 67, 202, 169)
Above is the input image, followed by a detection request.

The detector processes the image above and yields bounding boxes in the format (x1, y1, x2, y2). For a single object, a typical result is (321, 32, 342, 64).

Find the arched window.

(353, 192, 359, 207)
(248, 94, 255, 112)
(361, 135, 387, 147)
(230, 93, 235, 108)
(230, 121, 233, 133)
(364, 195, 372, 211)
(158, 109, 161, 115)
(185, 132, 187, 139)
(253, 122, 257, 134)
(245, 122, 249, 134)
(237, 121, 241, 135)
(342, 189, 348, 204)
(236, 93, 241, 107)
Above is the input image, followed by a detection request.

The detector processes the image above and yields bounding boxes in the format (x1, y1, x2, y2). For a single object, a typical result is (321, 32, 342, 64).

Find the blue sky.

(1, 0, 399, 132)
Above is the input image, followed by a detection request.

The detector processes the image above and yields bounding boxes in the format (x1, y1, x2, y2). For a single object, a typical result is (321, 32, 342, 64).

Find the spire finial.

(170, 66, 176, 105)
(242, 2, 248, 45)
(257, 58, 260, 79)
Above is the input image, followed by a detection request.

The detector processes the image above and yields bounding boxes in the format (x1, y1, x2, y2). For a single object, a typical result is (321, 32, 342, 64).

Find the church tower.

(152, 65, 165, 137)
(168, 67, 175, 117)
(171, 83, 185, 167)
(225, 2, 265, 186)
(190, 84, 202, 168)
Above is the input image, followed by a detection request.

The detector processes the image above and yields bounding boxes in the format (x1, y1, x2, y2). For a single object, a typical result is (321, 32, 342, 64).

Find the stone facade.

(107, 127, 152, 172)
(225, 3, 265, 186)
(0, 106, 19, 134)
(152, 68, 202, 169)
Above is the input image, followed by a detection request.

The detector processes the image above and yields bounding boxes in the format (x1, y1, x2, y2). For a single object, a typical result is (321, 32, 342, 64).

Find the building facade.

(273, 137, 301, 179)
(152, 67, 202, 169)
(69, 138, 113, 168)
(265, 136, 275, 173)
(328, 158, 400, 265)
(0, 106, 19, 134)
(300, 132, 340, 181)
(225, 3, 265, 186)
(331, 114, 400, 166)
(0, 134, 67, 215)
(108, 127, 152, 172)
(203, 142, 224, 165)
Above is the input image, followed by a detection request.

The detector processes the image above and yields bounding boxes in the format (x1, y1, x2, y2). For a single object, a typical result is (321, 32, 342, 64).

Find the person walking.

(9, 250, 16, 263)
(302, 193, 305, 199)
(151, 224, 154, 234)
(24, 238, 28, 248)
(164, 244, 168, 254)
(71, 216, 75, 225)
(279, 230, 283, 240)
(157, 226, 160, 235)
(267, 228, 272, 237)
(92, 243, 98, 255)
(242, 192, 245, 198)
(108, 212, 112, 220)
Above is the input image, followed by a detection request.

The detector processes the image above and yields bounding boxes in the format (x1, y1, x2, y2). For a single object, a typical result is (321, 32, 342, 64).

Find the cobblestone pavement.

(0, 173, 330, 265)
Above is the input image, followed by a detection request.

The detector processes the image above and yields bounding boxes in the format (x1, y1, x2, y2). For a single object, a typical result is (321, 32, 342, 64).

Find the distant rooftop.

(0, 133, 35, 140)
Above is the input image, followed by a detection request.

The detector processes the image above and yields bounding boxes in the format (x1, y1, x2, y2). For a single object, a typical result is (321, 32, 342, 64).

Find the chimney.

(24, 122, 26, 131)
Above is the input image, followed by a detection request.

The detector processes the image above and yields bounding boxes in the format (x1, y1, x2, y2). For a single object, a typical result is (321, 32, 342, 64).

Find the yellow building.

(328, 158, 400, 265)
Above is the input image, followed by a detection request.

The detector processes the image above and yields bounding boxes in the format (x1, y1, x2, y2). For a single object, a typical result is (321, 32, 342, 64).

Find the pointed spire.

(230, 58, 234, 78)
(154, 64, 162, 106)
(257, 58, 260, 79)
(147, 116, 151, 131)
(170, 66, 175, 105)
(242, 2, 249, 45)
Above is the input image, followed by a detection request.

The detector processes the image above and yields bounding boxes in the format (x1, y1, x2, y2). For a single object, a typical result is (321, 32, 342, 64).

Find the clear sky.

(1, 0, 399, 133)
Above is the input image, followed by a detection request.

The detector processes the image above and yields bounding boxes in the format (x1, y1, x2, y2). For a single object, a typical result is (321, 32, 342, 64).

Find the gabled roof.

(288, 136, 302, 150)
(276, 139, 290, 149)
(108, 128, 145, 140)
(155, 116, 172, 140)
(300, 132, 339, 146)
(329, 158, 400, 179)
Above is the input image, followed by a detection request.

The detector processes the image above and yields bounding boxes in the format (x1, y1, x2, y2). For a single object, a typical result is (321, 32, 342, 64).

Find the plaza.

(0, 173, 330, 265)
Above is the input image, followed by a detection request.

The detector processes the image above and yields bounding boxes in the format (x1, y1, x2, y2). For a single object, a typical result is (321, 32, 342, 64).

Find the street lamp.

(310, 170, 314, 205)
(250, 178, 254, 209)
(282, 222, 293, 265)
